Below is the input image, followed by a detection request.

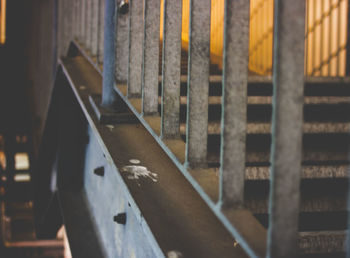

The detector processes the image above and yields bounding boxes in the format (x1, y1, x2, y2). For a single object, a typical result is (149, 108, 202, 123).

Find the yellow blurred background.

(160, 0, 348, 76)
(1, 0, 347, 76)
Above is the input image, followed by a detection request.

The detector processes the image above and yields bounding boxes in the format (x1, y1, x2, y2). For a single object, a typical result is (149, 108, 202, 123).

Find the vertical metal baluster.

(305, 0, 309, 75)
(219, 0, 250, 208)
(267, 1, 305, 257)
(142, 0, 160, 115)
(320, 0, 324, 75)
(328, 0, 332, 75)
(127, 0, 143, 97)
(102, 0, 118, 107)
(115, 0, 130, 83)
(346, 0, 350, 76)
(98, 0, 105, 64)
(72, 0, 76, 39)
(68, 0, 74, 44)
(185, 0, 211, 168)
(91, 0, 99, 57)
(337, 1, 341, 76)
(312, 0, 316, 75)
(85, 0, 92, 50)
(74, 0, 79, 39)
(161, 0, 182, 138)
(80, 0, 86, 44)
(63, 0, 70, 53)
(57, 0, 64, 57)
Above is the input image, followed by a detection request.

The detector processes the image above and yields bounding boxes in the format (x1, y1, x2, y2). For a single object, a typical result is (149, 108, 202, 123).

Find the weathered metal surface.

(219, 0, 250, 208)
(113, 78, 267, 258)
(185, 0, 211, 168)
(60, 56, 249, 258)
(85, 0, 92, 50)
(101, 0, 118, 107)
(62, 0, 67, 52)
(74, 0, 80, 39)
(141, 0, 160, 115)
(57, 0, 64, 57)
(80, 0, 86, 44)
(54, 80, 106, 258)
(115, 0, 130, 83)
(160, 0, 182, 139)
(91, 0, 99, 56)
(98, 0, 105, 64)
(267, 1, 306, 257)
(127, 0, 143, 97)
(346, 1, 350, 76)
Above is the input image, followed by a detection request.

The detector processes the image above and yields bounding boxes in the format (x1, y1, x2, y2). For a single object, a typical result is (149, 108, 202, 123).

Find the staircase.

(169, 74, 349, 257)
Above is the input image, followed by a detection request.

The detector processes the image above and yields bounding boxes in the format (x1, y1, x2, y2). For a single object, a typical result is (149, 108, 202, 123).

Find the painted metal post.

(91, 0, 99, 57)
(63, 0, 72, 53)
(57, 0, 64, 57)
(346, 0, 350, 76)
(346, 1, 350, 256)
(98, 0, 105, 64)
(267, 1, 305, 257)
(80, 0, 86, 44)
(127, 0, 143, 97)
(142, 0, 160, 115)
(185, 0, 211, 168)
(85, 0, 92, 50)
(75, 0, 80, 39)
(115, 0, 130, 83)
(102, 0, 118, 107)
(219, 0, 250, 208)
(160, 0, 182, 139)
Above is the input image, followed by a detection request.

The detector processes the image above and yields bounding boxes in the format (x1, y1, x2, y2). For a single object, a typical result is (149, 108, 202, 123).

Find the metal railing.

(57, 0, 350, 257)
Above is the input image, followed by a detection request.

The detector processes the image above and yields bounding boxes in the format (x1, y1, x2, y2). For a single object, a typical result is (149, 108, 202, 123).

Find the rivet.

(94, 166, 105, 176)
(113, 213, 127, 225)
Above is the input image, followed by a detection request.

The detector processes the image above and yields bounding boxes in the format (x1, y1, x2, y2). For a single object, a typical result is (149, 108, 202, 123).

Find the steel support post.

(267, 1, 305, 257)
(102, 0, 118, 107)
(127, 0, 143, 97)
(160, 0, 182, 139)
(115, 0, 130, 83)
(98, 0, 105, 64)
(57, 0, 64, 57)
(91, 0, 99, 57)
(185, 0, 211, 168)
(219, 0, 250, 208)
(80, 0, 86, 44)
(85, 0, 92, 50)
(142, 0, 160, 115)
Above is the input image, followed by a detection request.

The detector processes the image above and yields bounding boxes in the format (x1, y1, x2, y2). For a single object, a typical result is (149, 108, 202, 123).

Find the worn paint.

(122, 165, 158, 184)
